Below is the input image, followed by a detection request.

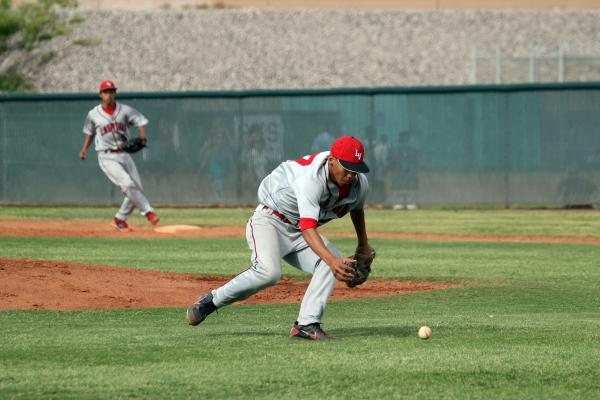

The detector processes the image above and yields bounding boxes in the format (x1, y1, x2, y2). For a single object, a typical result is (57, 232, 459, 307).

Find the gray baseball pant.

(211, 205, 341, 326)
(97, 151, 154, 220)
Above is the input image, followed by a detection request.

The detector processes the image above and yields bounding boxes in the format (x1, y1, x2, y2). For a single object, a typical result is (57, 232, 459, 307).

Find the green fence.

(2, 83, 600, 207)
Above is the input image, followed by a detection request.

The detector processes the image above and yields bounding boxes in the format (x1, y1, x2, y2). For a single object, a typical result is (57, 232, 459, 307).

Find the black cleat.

(289, 321, 339, 340)
(186, 292, 217, 326)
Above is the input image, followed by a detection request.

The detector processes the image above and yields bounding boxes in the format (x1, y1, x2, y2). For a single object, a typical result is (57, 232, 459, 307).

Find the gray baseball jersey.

(83, 102, 148, 151)
(258, 151, 368, 229)
(82, 102, 153, 221)
(211, 151, 369, 326)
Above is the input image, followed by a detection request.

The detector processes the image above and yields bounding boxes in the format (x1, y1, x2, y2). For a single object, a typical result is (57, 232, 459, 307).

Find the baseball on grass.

(418, 326, 432, 340)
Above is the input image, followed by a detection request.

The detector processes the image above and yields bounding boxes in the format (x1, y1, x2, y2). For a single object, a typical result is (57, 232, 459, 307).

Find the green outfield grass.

(1, 208, 600, 399)
(1, 288, 599, 399)
(2, 206, 600, 237)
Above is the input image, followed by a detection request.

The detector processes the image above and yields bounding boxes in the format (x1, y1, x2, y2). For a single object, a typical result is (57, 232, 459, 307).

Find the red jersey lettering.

(100, 122, 128, 135)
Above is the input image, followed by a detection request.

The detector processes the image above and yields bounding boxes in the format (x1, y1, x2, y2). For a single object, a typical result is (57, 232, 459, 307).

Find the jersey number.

(294, 153, 318, 166)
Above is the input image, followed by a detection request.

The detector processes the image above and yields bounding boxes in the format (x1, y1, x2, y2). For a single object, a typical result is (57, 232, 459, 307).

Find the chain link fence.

(2, 84, 600, 207)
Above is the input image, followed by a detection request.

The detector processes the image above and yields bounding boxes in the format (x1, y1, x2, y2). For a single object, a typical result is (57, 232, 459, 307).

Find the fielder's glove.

(346, 250, 376, 288)
(121, 137, 147, 153)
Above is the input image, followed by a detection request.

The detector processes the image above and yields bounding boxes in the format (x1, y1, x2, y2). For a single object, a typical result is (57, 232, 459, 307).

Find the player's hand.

(79, 149, 87, 160)
(327, 257, 356, 282)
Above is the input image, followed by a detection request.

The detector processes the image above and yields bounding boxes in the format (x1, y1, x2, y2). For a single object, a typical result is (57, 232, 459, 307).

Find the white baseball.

(418, 326, 432, 340)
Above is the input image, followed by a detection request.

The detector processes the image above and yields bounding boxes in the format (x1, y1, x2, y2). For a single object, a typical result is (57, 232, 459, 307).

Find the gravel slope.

(9, 9, 600, 92)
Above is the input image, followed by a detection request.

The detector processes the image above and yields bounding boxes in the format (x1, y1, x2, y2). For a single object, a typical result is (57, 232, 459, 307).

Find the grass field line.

(328, 230, 600, 245)
(3, 207, 600, 239)
(1, 218, 600, 245)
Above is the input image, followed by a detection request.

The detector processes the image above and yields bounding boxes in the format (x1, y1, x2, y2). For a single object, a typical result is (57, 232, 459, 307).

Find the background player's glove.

(345, 250, 376, 288)
(121, 137, 147, 153)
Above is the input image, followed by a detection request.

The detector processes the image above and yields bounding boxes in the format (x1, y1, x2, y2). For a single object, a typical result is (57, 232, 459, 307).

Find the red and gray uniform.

(212, 151, 369, 326)
(83, 102, 154, 221)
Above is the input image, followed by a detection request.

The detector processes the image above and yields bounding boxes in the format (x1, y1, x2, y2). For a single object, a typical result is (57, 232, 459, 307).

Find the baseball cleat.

(146, 211, 160, 225)
(187, 292, 217, 326)
(111, 217, 130, 232)
(289, 321, 339, 340)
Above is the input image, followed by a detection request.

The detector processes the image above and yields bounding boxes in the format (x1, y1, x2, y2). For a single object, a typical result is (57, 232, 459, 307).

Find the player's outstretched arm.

(79, 135, 94, 160)
(350, 209, 375, 256)
(301, 228, 355, 282)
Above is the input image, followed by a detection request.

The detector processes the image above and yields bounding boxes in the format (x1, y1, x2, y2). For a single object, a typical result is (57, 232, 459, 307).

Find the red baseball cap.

(330, 136, 369, 173)
(99, 80, 117, 93)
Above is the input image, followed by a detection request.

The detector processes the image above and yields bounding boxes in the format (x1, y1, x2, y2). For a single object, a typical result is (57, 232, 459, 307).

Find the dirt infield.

(0, 258, 458, 311)
(0, 219, 244, 238)
(1, 219, 599, 245)
(0, 218, 590, 311)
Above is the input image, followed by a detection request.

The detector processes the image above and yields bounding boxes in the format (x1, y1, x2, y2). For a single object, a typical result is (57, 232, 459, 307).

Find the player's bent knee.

(261, 269, 281, 286)
(253, 260, 281, 286)
(119, 180, 136, 193)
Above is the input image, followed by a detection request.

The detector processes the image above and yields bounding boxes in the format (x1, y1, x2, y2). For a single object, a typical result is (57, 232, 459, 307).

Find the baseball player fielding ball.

(79, 80, 160, 231)
(186, 136, 375, 340)
(418, 326, 432, 340)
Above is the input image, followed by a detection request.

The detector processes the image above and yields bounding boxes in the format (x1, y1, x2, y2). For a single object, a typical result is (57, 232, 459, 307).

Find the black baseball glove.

(121, 137, 147, 153)
(346, 250, 376, 288)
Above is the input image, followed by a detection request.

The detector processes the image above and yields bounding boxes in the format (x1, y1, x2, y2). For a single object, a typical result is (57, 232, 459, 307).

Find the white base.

(154, 225, 202, 234)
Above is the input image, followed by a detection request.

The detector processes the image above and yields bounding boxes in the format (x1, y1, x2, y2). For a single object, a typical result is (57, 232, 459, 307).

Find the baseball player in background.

(187, 136, 375, 340)
(79, 80, 160, 231)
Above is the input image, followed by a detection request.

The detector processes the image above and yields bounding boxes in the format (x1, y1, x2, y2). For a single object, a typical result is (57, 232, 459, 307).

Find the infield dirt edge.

(0, 258, 460, 311)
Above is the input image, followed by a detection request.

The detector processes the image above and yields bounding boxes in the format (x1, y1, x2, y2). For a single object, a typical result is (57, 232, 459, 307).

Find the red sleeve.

(299, 218, 318, 231)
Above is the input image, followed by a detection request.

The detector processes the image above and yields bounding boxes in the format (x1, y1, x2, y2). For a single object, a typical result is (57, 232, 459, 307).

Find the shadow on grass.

(333, 325, 414, 338)
(208, 325, 414, 339)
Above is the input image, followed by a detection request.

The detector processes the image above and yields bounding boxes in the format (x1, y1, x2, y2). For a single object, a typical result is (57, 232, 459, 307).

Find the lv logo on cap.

(355, 149, 362, 160)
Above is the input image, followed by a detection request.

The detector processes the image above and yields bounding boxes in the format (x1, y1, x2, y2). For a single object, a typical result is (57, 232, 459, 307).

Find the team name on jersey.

(100, 122, 128, 136)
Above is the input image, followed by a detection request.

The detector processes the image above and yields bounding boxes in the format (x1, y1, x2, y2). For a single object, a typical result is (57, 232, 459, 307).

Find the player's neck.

(331, 177, 349, 189)
(102, 102, 117, 114)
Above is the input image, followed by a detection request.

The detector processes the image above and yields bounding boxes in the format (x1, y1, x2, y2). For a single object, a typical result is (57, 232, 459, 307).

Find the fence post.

(503, 94, 511, 208)
(0, 103, 6, 203)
